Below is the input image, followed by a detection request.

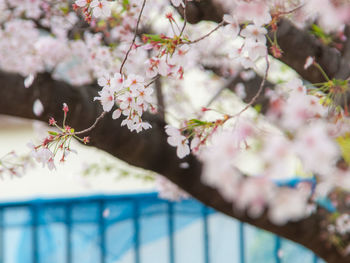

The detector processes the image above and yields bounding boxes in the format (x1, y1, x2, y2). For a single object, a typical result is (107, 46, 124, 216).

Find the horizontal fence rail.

(0, 193, 323, 263)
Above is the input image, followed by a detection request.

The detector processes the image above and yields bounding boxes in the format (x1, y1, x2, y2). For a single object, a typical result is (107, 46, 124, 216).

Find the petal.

(92, 7, 102, 17)
(165, 125, 180, 137)
(168, 136, 180, 147)
(223, 14, 233, 23)
(33, 99, 44, 116)
(24, 74, 35, 88)
(112, 109, 121, 119)
(177, 144, 190, 158)
(102, 100, 114, 112)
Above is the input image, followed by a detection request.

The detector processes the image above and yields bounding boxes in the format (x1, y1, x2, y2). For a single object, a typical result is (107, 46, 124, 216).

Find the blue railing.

(0, 193, 324, 263)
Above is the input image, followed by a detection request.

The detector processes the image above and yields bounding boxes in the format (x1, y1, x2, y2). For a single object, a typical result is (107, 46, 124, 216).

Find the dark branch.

(183, 1, 350, 85)
(0, 70, 348, 262)
(271, 20, 350, 83)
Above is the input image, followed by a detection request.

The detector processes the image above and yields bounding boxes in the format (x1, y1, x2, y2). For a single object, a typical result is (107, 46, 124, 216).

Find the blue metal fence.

(0, 193, 324, 263)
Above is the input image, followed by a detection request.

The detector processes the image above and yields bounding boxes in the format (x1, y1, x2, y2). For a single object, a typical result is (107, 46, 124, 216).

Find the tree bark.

(184, 1, 350, 85)
(0, 70, 348, 262)
(0, 1, 349, 261)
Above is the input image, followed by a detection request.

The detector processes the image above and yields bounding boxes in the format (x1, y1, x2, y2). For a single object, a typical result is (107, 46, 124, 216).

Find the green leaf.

(143, 34, 163, 43)
(188, 119, 208, 126)
(60, 6, 69, 15)
(254, 104, 262, 113)
(336, 133, 350, 164)
(48, 131, 58, 136)
(97, 20, 106, 28)
(310, 24, 332, 45)
(122, 0, 130, 10)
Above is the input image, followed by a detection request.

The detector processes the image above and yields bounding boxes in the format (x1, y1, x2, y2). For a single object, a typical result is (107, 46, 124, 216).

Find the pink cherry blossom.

(75, 0, 88, 7)
(94, 88, 115, 112)
(240, 25, 267, 43)
(90, 0, 111, 18)
(33, 99, 44, 116)
(165, 125, 190, 159)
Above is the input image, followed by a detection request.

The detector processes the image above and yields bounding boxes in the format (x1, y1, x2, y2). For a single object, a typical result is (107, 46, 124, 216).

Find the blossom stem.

(74, 111, 107, 135)
(119, 0, 147, 74)
(314, 62, 330, 82)
(232, 55, 270, 118)
(179, 0, 187, 37)
(187, 21, 224, 44)
(63, 113, 67, 128)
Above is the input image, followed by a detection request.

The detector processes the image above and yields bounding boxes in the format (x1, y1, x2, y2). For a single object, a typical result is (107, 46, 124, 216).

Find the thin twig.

(276, 4, 304, 16)
(179, 0, 187, 37)
(232, 55, 270, 118)
(205, 75, 237, 108)
(74, 111, 107, 135)
(187, 21, 224, 44)
(119, 0, 147, 74)
(145, 75, 160, 87)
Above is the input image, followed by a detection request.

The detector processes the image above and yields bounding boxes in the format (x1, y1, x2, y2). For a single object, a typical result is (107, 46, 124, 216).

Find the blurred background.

(0, 116, 323, 263)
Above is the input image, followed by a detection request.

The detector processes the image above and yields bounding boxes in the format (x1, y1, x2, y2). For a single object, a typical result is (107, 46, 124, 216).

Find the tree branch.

(183, 1, 350, 85)
(0, 70, 348, 262)
(270, 20, 350, 83)
(205, 66, 273, 113)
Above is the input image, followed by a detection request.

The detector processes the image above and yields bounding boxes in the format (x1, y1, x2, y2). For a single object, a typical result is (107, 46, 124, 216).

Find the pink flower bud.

(62, 103, 69, 115)
(49, 117, 57, 126)
(83, 136, 90, 144)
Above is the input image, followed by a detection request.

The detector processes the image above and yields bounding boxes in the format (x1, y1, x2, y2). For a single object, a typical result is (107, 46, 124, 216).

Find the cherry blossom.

(90, 0, 111, 18)
(222, 14, 240, 39)
(304, 56, 315, 70)
(269, 188, 310, 225)
(95, 73, 154, 132)
(3, 0, 350, 249)
(75, 0, 88, 7)
(28, 144, 55, 170)
(240, 25, 267, 44)
(235, 1, 272, 26)
(33, 99, 44, 117)
(335, 214, 350, 235)
(170, 0, 185, 8)
(156, 175, 189, 201)
(165, 125, 190, 159)
(294, 122, 340, 176)
(24, 74, 35, 88)
(94, 87, 116, 112)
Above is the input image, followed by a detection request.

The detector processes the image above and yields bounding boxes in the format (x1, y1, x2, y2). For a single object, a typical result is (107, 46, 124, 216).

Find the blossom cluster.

(165, 125, 190, 158)
(2, 0, 350, 239)
(335, 214, 350, 235)
(27, 104, 89, 170)
(74, 0, 111, 20)
(0, 151, 33, 178)
(198, 123, 313, 225)
(156, 175, 189, 201)
(164, 77, 348, 225)
(95, 73, 155, 132)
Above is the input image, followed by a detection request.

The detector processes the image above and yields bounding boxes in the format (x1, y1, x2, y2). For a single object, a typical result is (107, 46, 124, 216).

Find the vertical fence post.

(168, 202, 175, 263)
(0, 208, 3, 263)
(133, 200, 140, 263)
(238, 222, 245, 263)
(203, 206, 210, 263)
(66, 204, 72, 263)
(31, 205, 39, 263)
(99, 201, 106, 263)
(274, 236, 281, 263)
